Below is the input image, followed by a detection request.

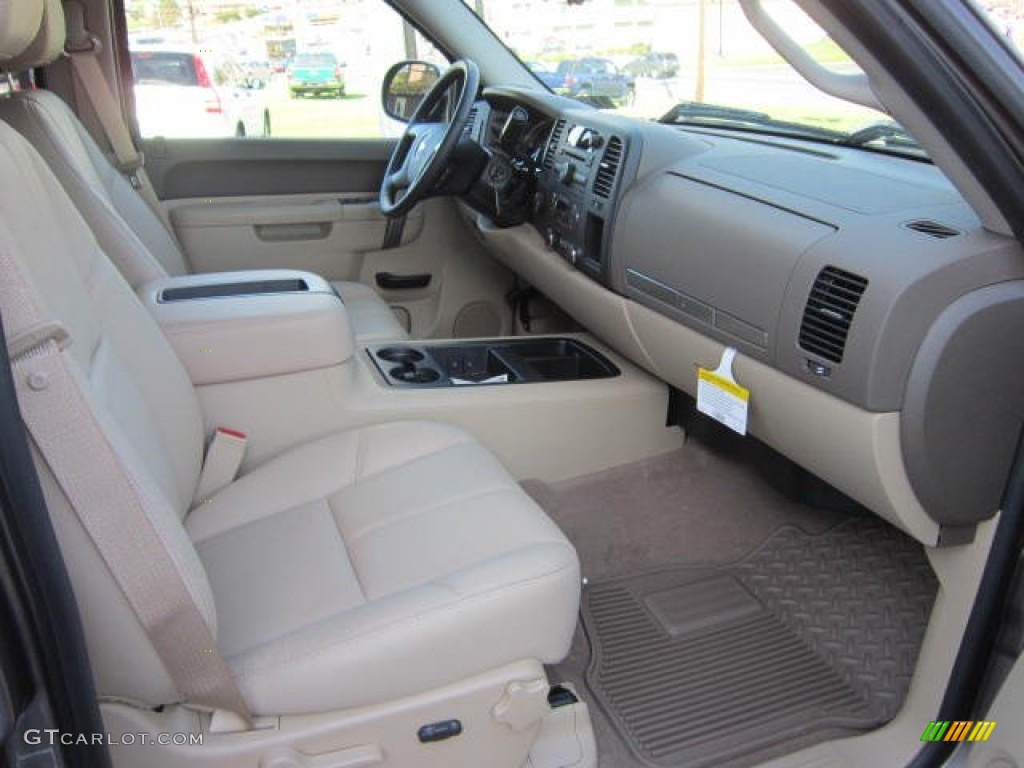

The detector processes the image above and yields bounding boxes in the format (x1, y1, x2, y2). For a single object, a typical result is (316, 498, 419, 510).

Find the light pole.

(718, 0, 724, 56)
(695, 0, 706, 102)
(186, 0, 198, 44)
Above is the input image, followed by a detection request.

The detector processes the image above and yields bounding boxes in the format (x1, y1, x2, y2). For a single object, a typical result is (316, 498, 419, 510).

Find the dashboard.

(459, 85, 1024, 547)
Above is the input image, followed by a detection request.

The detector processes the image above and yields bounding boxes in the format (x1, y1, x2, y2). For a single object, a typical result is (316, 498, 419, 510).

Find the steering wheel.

(379, 59, 480, 218)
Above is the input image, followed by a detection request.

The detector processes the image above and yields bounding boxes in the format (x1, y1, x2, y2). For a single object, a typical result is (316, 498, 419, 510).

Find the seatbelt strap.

(194, 427, 248, 507)
(62, 1, 178, 240)
(0, 254, 250, 724)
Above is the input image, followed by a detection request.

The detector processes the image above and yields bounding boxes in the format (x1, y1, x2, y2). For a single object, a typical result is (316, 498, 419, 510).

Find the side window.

(124, 0, 446, 140)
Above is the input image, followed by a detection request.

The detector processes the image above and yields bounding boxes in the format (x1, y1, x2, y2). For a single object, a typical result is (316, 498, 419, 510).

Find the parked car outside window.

(555, 57, 635, 105)
(288, 51, 346, 98)
(130, 47, 271, 138)
(624, 51, 680, 78)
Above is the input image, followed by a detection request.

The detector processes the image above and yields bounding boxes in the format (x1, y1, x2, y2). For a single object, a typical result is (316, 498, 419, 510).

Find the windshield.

(470, 0, 923, 154)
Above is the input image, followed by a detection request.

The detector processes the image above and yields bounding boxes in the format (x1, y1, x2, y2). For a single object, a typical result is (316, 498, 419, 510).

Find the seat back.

(0, 115, 211, 706)
(0, 0, 189, 285)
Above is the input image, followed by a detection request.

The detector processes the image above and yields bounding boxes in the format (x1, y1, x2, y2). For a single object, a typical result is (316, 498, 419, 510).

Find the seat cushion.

(186, 421, 579, 716)
(333, 281, 408, 342)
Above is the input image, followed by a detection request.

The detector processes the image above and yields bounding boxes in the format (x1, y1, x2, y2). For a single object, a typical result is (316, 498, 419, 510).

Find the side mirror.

(381, 60, 442, 122)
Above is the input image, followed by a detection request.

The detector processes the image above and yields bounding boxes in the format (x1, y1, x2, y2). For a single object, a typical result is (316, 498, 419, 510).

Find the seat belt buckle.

(193, 427, 247, 506)
(118, 153, 146, 189)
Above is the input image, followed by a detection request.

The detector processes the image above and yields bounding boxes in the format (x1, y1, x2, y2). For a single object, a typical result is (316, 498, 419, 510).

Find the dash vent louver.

(461, 106, 479, 140)
(798, 266, 869, 364)
(905, 219, 961, 239)
(543, 119, 567, 169)
(592, 136, 623, 198)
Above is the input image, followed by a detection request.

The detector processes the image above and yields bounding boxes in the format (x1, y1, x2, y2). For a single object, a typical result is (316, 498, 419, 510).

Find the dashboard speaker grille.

(593, 136, 623, 198)
(798, 266, 868, 364)
(543, 119, 567, 169)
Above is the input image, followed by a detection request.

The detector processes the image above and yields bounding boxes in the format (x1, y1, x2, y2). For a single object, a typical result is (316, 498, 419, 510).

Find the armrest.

(138, 270, 353, 385)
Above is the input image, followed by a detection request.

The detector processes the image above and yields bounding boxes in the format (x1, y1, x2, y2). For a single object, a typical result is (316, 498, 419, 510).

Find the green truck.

(288, 51, 345, 98)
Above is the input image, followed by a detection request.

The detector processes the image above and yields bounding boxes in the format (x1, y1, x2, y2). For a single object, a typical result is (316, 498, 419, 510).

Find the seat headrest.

(0, 0, 44, 67)
(2, 0, 64, 73)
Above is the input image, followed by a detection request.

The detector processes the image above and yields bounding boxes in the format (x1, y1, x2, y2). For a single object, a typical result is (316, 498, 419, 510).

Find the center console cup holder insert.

(367, 337, 619, 387)
(376, 346, 425, 364)
(390, 365, 440, 384)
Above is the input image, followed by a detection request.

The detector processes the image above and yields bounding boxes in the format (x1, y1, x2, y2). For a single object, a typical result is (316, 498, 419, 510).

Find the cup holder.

(377, 346, 425, 364)
(390, 365, 440, 384)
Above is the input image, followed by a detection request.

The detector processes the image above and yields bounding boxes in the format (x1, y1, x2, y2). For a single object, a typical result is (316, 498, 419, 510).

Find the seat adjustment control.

(417, 719, 463, 743)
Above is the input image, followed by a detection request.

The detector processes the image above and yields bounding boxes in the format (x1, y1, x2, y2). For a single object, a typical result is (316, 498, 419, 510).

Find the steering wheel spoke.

(379, 60, 480, 217)
(386, 167, 410, 194)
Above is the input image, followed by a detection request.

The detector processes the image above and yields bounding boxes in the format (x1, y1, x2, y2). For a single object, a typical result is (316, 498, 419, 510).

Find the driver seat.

(0, 0, 408, 343)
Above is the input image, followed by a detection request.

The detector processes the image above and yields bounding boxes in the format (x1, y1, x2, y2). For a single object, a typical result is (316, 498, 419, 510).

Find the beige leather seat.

(0, 0, 407, 343)
(0, 6, 579, 765)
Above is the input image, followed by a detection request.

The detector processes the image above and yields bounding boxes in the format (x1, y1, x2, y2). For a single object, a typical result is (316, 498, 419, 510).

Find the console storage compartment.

(366, 337, 619, 388)
(139, 269, 353, 385)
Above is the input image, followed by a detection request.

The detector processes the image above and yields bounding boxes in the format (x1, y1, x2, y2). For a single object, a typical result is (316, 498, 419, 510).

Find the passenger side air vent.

(592, 137, 623, 198)
(798, 266, 869, 364)
(904, 219, 961, 239)
(461, 106, 479, 140)
(543, 119, 567, 169)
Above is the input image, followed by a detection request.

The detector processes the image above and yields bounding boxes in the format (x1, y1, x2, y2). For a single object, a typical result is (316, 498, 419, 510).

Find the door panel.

(144, 138, 515, 339)
(965, 653, 1024, 766)
(168, 193, 424, 281)
(142, 138, 393, 198)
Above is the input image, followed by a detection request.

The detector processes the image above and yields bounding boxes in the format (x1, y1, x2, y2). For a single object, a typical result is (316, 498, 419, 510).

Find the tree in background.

(156, 0, 181, 28)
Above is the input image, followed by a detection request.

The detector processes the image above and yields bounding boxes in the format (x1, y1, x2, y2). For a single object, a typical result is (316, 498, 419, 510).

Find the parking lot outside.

(127, 0, 1024, 140)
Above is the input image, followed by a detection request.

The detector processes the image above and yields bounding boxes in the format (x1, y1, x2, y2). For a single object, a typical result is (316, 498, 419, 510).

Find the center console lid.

(138, 269, 353, 385)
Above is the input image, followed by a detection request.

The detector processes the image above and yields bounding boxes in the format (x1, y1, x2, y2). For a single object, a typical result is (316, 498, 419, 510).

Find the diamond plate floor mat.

(580, 517, 938, 768)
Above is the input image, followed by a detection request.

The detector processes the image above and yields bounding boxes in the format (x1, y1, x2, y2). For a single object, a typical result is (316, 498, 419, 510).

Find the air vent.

(592, 136, 623, 198)
(461, 106, 479, 140)
(543, 119, 567, 169)
(798, 266, 869, 364)
(905, 219, 961, 239)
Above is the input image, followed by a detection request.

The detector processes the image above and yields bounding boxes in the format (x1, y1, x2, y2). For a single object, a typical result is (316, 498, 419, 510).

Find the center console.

(138, 269, 353, 385)
(138, 267, 681, 484)
(535, 118, 630, 286)
(367, 337, 619, 388)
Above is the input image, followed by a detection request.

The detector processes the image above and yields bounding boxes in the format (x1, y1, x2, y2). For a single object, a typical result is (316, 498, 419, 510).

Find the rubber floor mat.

(581, 517, 937, 768)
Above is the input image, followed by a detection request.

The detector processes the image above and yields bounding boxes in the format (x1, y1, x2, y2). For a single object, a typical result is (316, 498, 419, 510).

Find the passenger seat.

(0, 0, 408, 343)
(0, 5, 580, 766)
(0, 63, 580, 768)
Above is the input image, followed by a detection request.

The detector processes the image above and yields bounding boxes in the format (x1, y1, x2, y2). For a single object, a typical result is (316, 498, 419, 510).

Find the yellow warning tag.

(696, 348, 749, 435)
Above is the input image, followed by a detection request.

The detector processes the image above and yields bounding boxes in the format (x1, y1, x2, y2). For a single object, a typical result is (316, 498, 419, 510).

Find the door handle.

(375, 272, 432, 291)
